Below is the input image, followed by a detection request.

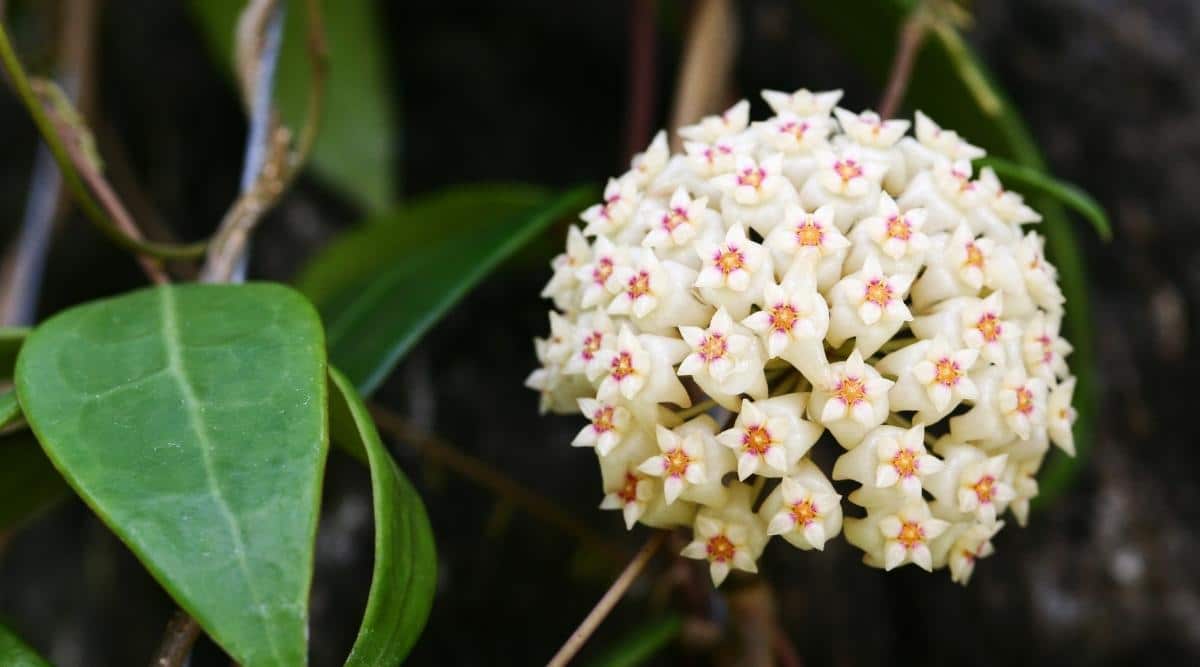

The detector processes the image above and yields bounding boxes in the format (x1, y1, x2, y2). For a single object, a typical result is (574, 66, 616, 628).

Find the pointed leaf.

(298, 184, 596, 394)
(328, 368, 436, 665)
(15, 283, 328, 667)
(188, 0, 396, 210)
(0, 623, 50, 667)
(0, 432, 69, 534)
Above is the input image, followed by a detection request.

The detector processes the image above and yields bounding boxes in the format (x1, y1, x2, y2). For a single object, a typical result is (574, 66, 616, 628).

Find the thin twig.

(46, 110, 168, 284)
(667, 0, 737, 150)
(368, 402, 626, 566)
(149, 609, 202, 667)
(0, 0, 97, 324)
(0, 14, 206, 262)
(877, 5, 931, 119)
(547, 531, 666, 667)
(623, 0, 657, 163)
(200, 0, 329, 283)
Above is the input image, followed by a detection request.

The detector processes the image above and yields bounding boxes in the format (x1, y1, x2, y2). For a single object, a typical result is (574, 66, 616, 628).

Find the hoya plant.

(0, 0, 1109, 665)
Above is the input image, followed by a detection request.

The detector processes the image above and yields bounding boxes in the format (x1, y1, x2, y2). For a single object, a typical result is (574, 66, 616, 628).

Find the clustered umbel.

(527, 88, 1077, 587)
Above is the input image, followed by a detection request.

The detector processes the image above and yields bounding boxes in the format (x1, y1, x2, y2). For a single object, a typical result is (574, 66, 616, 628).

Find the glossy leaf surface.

(16, 283, 328, 666)
(328, 368, 436, 666)
(298, 184, 595, 393)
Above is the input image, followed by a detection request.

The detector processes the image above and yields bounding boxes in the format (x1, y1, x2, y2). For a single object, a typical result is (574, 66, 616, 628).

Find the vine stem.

(0, 12, 206, 262)
(877, 3, 930, 119)
(200, 0, 328, 284)
(149, 609, 202, 667)
(547, 531, 666, 667)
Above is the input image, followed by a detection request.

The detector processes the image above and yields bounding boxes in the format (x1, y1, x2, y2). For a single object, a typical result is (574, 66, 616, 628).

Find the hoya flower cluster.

(527, 88, 1077, 587)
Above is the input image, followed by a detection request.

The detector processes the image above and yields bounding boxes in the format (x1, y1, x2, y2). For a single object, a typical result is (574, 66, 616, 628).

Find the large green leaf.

(799, 0, 1097, 504)
(328, 368, 436, 665)
(0, 623, 50, 667)
(298, 184, 596, 394)
(0, 432, 69, 534)
(188, 0, 396, 211)
(0, 327, 29, 377)
(15, 283, 328, 667)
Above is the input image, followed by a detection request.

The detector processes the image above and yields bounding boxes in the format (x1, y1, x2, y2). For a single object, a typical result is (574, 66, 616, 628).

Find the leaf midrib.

(158, 287, 285, 665)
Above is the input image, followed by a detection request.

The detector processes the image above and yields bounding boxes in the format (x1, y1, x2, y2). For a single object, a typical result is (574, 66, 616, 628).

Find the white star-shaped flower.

(606, 249, 711, 335)
(978, 166, 1041, 225)
(955, 454, 1016, 524)
(711, 153, 788, 207)
(877, 336, 979, 423)
(564, 309, 617, 377)
(761, 88, 843, 118)
(590, 326, 691, 410)
(574, 235, 627, 310)
(873, 424, 944, 497)
(694, 224, 773, 319)
(913, 110, 986, 161)
(717, 399, 795, 480)
(754, 112, 833, 155)
(828, 255, 914, 356)
(573, 398, 636, 457)
(877, 503, 951, 571)
(678, 99, 750, 143)
(678, 308, 768, 409)
(764, 204, 849, 290)
(1047, 376, 1078, 456)
(809, 350, 893, 448)
(627, 130, 669, 187)
(812, 146, 886, 200)
(742, 264, 830, 385)
(679, 512, 762, 587)
(960, 292, 1020, 365)
(599, 467, 656, 529)
(1022, 310, 1073, 383)
(848, 194, 929, 273)
(541, 225, 591, 311)
(581, 176, 640, 239)
(638, 425, 710, 504)
(834, 107, 910, 148)
(1015, 231, 1065, 312)
(640, 186, 717, 252)
(946, 521, 1003, 585)
(761, 462, 842, 551)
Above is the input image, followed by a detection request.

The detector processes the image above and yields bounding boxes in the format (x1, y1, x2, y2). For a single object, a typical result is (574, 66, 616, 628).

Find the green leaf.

(0, 431, 69, 534)
(585, 614, 682, 667)
(328, 368, 436, 665)
(977, 156, 1112, 241)
(0, 327, 29, 378)
(0, 390, 19, 430)
(15, 283, 328, 667)
(800, 0, 1097, 506)
(0, 623, 50, 667)
(298, 184, 597, 394)
(188, 0, 396, 211)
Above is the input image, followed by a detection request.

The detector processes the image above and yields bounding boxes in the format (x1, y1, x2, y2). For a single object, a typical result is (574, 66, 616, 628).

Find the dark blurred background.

(0, 0, 1195, 665)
